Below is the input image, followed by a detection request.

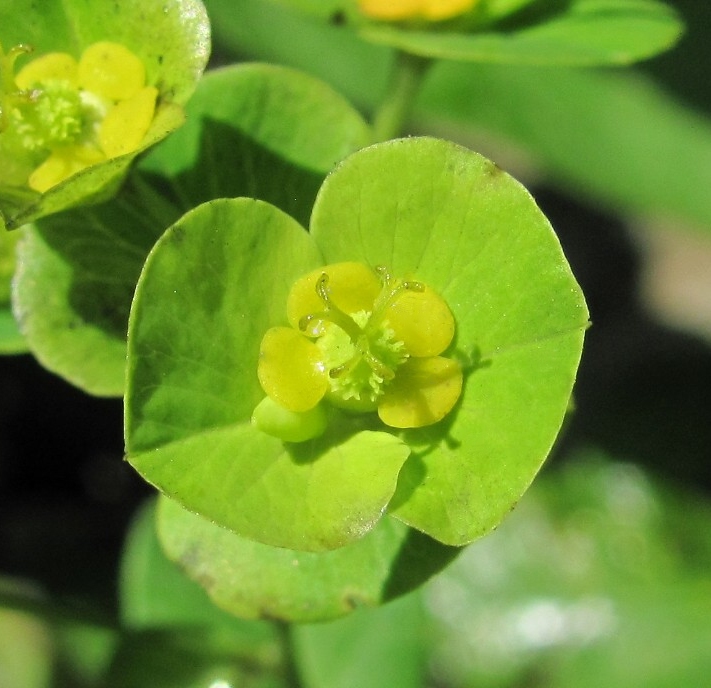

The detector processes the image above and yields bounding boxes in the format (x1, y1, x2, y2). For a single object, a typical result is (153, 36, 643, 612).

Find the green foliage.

(4, 0, 709, 684)
(359, 0, 683, 65)
(125, 138, 586, 561)
(424, 454, 711, 688)
(157, 495, 458, 622)
(0, 226, 24, 352)
(12, 178, 177, 394)
(0, 607, 52, 688)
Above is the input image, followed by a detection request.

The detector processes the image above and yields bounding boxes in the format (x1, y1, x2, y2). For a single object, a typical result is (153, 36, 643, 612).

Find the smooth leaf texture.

(128, 137, 585, 562)
(361, 0, 682, 66)
(310, 137, 588, 544)
(0, 0, 210, 229)
(120, 499, 273, 639)
(158, 495, 459, 622)
(126, 199, 411, 551)
(12, 64, 369, 396)
(140, 63, 371, 228)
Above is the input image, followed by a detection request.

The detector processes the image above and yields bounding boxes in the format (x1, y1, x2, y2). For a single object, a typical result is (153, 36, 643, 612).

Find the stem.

(275, 621, 306, 688)
(371, 49, 431, 142)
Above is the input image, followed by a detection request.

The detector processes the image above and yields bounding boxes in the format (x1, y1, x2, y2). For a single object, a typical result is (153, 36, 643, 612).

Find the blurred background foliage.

(1, 0, 711, 686)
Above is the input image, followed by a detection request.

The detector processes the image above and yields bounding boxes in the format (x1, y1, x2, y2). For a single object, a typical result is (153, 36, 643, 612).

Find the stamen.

(303, 267, 411, 406)
(329, 354, 360, 379)
(368, 276, 425, 331)
(360, 347, 395, 381)
(299, 273, 364, 343)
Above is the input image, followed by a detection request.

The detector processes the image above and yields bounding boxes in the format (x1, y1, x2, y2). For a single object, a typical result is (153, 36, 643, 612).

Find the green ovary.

(11, 81, 85, 150)
(316, 310, 408, 411)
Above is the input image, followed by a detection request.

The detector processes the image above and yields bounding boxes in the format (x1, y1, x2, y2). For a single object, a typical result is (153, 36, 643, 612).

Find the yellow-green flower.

(1, 40, 157, 192)
(255, 261, 463, 440)
(358, 0, 478, 21)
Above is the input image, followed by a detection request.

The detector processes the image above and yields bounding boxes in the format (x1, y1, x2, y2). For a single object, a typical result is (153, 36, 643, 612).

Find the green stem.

(371, 49, 431, 142)
(275, 621, 306, 688)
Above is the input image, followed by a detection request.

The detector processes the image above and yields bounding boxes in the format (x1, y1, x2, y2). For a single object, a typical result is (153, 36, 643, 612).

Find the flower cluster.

(254, 261, 463, 442)
(358, 0, 478, 21)
(0, 40, 157, 192)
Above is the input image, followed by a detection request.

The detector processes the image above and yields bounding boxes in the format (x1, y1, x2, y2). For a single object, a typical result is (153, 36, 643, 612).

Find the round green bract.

(125, 137, 588, 557)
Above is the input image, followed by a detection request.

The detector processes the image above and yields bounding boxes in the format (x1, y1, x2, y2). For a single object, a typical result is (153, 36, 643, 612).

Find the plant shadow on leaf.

(286, 408, 385, 465)
(387, 345, 491, 509)
(142, 117, 327, 228)
(26, 173, 181, 340)
(382, 526, 461, 600)
(492, 0, 572, 32)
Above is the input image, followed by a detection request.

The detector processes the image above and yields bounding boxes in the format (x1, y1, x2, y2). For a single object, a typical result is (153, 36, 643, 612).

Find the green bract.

(125, 137, 588, 556)
(0, 0, 210, 230)
(270, 0, 682, 66)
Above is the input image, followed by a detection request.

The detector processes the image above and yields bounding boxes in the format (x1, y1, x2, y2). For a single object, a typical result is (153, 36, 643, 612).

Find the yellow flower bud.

(359, 0, 477, 21)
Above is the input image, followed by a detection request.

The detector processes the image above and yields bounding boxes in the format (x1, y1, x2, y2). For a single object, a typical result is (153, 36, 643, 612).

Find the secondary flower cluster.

(358, 0, 478, 21)
(254, 261, 463, 442)
(0, 40, 157, 192)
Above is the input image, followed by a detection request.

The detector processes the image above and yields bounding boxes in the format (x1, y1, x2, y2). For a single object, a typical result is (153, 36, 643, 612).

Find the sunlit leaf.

(126, 138, 586, 556)
(310, 137, 588, 544)
(126, 199, 413, 551)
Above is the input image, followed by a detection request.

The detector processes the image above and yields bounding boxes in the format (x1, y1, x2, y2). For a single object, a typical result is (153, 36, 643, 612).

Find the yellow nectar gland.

(1, 40, 157, 192)
(358, 0, 478, 21)
(254, 262, 463, 442)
